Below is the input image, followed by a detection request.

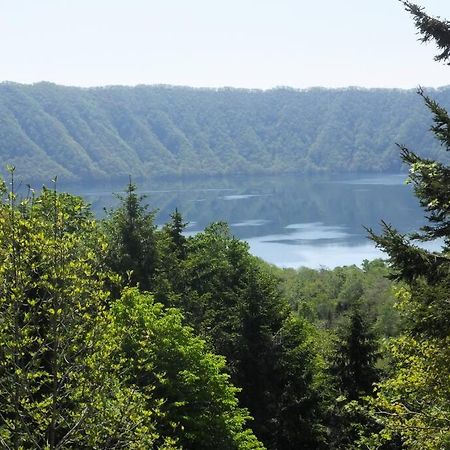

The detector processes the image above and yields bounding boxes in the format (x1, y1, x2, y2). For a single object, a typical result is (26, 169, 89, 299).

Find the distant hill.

(0, 82, 448, 182)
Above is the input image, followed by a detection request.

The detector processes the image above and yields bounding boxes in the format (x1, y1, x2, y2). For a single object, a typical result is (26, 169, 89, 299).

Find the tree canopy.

(365, 2, 450, 448)
(0, 83, 450, 182)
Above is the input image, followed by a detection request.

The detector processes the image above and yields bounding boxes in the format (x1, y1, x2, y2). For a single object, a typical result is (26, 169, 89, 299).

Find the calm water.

(62, 172, 439, 269)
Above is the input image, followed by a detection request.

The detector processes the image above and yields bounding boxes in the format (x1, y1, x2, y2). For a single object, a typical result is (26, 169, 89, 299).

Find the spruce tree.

(368, 2, 450, 273)
(103, 180, 159, 293)
(369, 1, 450, 329)
(363, 3, 450, 447)
(154, 209, 189, 307)
(185, 223, 328, 448)
(331, 303, 379, 402)
(165, 208, 187, 259)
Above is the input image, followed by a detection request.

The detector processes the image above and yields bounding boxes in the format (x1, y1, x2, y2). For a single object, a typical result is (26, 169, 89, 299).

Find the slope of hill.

(0, 82, 448, 182)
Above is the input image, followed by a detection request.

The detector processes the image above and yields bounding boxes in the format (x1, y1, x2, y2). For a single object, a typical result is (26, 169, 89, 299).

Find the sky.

(1, 0, 450, 89)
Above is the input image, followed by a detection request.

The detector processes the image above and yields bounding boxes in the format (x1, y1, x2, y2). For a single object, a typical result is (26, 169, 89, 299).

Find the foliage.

(0, 170, 419, 449)
(109, 287, 264, 450)
(364, 2, 450, 448)
(275, 259, 400, 337)
(364, 328, 450, 449)
(103, 180, 159, 294)
(1, 82, 450, 182)
(0, 174, 163, 448)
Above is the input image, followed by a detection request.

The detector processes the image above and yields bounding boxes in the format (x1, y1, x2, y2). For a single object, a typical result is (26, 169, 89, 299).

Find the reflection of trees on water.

(69, 173, 421, 246)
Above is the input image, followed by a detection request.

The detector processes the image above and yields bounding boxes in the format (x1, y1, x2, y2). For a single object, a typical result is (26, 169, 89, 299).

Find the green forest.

(1, 79, 450, 182)
(0, 170, 404, 449)
(1, 1, 450, 449)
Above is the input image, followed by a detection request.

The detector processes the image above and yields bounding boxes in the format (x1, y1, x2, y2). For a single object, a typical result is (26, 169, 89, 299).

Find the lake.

(61, 172, 439, 269)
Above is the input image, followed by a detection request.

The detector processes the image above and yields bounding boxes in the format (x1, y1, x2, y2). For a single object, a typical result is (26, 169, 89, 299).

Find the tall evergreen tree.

(165, 208, 188, 259)
(103, 180, 159, 293)
(184, 223, 328, 448)
(364, 2, 450, 448)
(331, 303, 379, 402)
(153, 209, 189, 307)
(328, 305, 381, 450)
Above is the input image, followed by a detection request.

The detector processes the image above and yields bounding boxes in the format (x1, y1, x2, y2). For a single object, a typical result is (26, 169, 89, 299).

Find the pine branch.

(417, 88, 450, 150)
(402, 1, 450, 64)
(396, 143, 450, 240)
(366, 222, 449, 282)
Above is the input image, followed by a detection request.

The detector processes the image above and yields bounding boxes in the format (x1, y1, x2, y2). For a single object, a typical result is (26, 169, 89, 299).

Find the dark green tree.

(165, 208, 188, 259)
(184, 223, 327, 448)
(331, 304, 379, 401)
(103, 180, 159, 293)
(363, 3, 450, 448)
(153, 208, 189, 307)
(271, 316, 328, 450)
(328, 305, 381, 450)
(368, 2, 450, 337)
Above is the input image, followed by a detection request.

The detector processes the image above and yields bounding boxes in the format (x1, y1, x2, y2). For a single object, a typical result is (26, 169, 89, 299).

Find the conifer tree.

(364, 2, 450, 447)
(185, 223, 327, 448)
(165, 208, 188, 259)
(103, 180, 159, 293)
(331, 303, 379, 402)
(153, 208, 189, 307)
(328, 305, 382, 450)
(370, 2, 450, 287)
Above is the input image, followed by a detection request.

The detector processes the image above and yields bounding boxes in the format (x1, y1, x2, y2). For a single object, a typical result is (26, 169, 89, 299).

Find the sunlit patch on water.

(64, 172, 435, 269)
(282, 222, 350, 240)
(232, 219, 270, 227)
(221, 194, 270, 200)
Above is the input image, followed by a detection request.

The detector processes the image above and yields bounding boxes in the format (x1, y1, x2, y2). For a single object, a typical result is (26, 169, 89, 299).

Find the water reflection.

(60, 172, 439, 269)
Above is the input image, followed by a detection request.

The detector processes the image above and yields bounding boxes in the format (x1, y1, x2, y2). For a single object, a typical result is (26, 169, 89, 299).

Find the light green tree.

(109, 287, 264, 450)
(0, 173, 166, 449)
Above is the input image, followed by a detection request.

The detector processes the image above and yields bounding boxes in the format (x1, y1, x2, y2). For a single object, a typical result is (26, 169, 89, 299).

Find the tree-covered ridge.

(1, 82, 450, 182)
(3, 1, 450, 447)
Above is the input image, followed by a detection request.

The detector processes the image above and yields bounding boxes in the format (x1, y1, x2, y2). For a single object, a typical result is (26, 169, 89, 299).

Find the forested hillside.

(1, 82, 449, 182)
(2, 1, 450, 448)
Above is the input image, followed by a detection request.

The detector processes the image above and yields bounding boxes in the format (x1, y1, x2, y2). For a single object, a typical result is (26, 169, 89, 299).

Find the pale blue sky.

(1, 0, 449, 89)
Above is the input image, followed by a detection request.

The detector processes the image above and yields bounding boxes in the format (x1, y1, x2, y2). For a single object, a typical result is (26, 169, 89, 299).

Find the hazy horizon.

(1, 80, 449, 91)
(2, 0, 450, 90)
